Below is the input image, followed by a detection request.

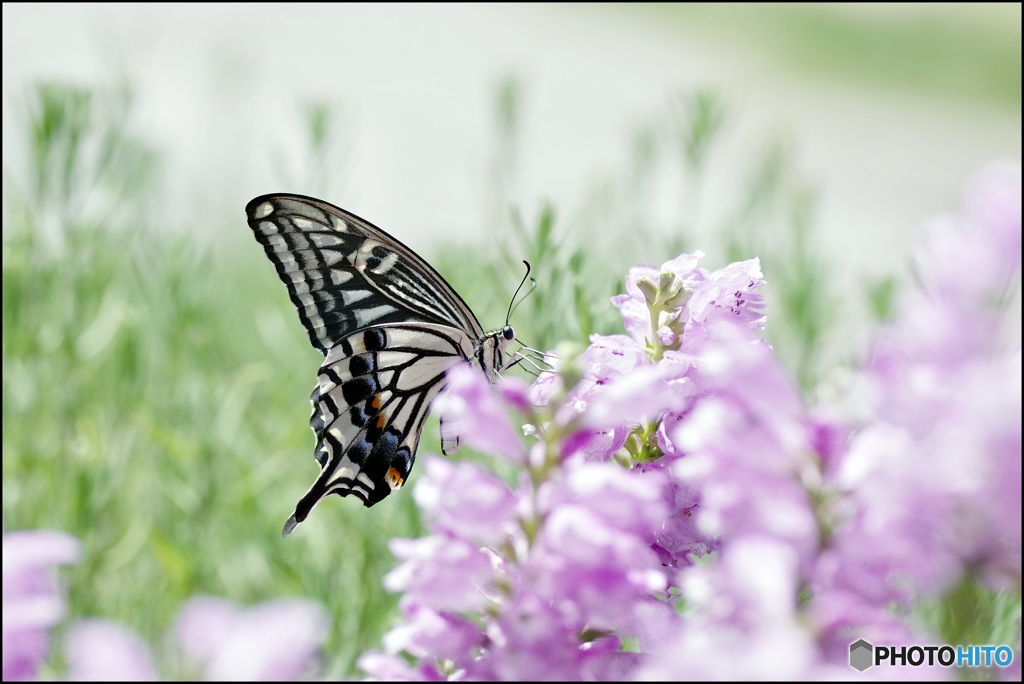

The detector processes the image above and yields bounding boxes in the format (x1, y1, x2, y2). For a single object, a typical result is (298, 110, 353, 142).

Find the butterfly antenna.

(506, 260, 534, 327)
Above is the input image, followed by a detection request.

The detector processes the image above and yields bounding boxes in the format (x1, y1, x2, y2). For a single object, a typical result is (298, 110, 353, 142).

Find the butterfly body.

(246, 194, 513, 535)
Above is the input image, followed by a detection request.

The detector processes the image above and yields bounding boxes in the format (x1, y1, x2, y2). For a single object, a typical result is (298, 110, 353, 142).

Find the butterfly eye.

(502, 326, 515, 342)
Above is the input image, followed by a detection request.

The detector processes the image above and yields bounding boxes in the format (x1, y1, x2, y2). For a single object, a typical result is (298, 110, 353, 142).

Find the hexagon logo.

(849, 639, 874, 672)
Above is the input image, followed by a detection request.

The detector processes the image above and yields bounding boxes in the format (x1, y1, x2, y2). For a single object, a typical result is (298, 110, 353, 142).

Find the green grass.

(3, 82, 425, 677)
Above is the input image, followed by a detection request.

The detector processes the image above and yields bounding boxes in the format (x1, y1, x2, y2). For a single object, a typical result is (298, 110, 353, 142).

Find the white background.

(3, 4, 1020, 277)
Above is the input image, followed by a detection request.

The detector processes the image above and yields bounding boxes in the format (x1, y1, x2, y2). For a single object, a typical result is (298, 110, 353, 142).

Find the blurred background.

(3, 3, 1020, 678)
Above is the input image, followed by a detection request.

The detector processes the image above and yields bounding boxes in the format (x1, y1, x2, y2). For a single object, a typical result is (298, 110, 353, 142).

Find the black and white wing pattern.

(246, 194, 515, 536)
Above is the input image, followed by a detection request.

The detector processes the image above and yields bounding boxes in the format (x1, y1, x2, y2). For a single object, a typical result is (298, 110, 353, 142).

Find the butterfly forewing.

(247, 194, 513, 536)
(247, 195, 484, 353)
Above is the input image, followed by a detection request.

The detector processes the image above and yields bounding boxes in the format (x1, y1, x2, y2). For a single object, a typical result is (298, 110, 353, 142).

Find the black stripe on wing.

(282, 323, 475, 536)
(246, 194, 484, 354)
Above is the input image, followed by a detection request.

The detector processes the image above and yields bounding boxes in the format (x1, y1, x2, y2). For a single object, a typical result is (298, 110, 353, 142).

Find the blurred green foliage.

(628, 3, 1021, 110)
(3, 82, 420, 678)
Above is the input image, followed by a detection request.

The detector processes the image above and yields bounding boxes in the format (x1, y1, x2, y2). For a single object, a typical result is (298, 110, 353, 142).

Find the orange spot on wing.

(386, 467, 405, 488)
(371, 394, 382, 410)
(376, 414, 386, 429)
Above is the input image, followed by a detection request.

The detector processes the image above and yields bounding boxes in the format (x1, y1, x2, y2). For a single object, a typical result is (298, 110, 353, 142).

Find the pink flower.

(2, 529, 81, 681)
(64, 620, 157, 681)
(61, 596, 327, 681)
(413, 457, 518, 547)
(434, 364, 526, 463)
(173, 597, 327, 680)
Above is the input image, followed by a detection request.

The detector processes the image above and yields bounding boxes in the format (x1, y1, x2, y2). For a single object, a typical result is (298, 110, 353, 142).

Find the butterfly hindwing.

(281, 323, 477, 534)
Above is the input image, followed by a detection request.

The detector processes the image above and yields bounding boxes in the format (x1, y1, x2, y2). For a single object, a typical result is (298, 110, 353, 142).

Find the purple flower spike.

(641, 538, 823, 681)
(385, 536, 496, 614)
(358, 164, 1021, 679)
(580, 364, 679, 430)
(434, 363, 526, 462)
(497, 375, 533, 413)
(684, 258, 766, 332)
(843, 163, 1022, 596)
(612, 264, 662, 348)
(357, 650, 444, 681)
(173, 596, 237, 676)
(173, 596, 327, 681)
(414, 456, 518, 547)
(383, 603, 485, 665)
(2, 529, 81, 681)
(64, 619, 157, 681)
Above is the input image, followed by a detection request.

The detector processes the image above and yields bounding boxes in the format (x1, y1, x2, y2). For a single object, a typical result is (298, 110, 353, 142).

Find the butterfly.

(246, 193, 523, 536)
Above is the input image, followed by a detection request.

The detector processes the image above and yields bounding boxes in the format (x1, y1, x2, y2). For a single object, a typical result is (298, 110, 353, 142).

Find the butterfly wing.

(246, 193, 511, 535)
(246, 194, 485, 354)
(282, 322, 477, 536)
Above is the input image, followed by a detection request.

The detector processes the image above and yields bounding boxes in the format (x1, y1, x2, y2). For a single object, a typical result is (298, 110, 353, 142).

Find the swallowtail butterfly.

(247, 194, 518, 536)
